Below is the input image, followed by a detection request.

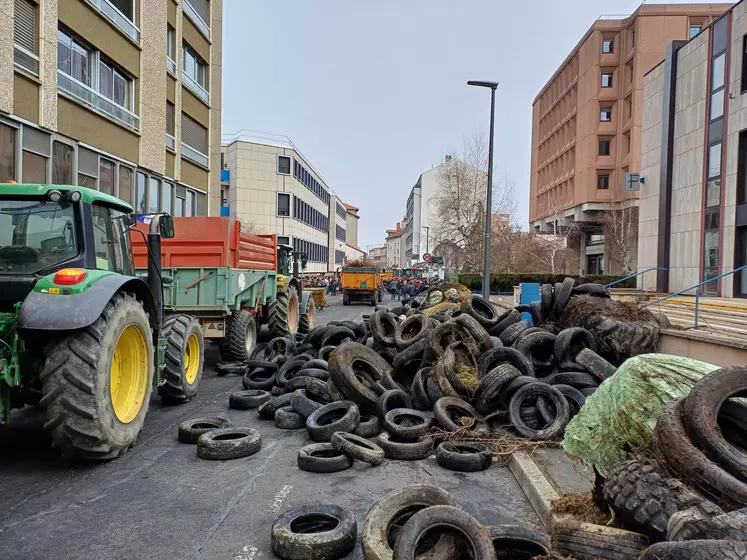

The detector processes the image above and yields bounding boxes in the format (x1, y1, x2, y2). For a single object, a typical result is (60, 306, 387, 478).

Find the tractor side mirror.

(123, 213, 137, 227)
(159, 214, 174, 238)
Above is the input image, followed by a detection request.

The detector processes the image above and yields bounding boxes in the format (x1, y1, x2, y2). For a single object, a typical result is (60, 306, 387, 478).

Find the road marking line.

(233, 544, 259, 560)
(269, 484, 293, 513)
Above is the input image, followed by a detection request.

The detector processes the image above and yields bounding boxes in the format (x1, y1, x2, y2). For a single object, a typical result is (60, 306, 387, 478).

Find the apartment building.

(369, 245, 386, 268)
(386, 222, 406, 268)
(0, 0, 222, 215)
(221, 134, 349, 273)
(639, 1, 747, 297)
(529, 3, 729, 275)
(343, 203, 365, 262)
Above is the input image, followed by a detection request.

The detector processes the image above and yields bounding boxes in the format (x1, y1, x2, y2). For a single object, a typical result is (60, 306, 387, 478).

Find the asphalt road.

(0, 294, 538, 560)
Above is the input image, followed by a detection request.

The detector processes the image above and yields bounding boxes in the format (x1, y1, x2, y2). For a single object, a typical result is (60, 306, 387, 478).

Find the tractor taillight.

(54, 268, 87, 285)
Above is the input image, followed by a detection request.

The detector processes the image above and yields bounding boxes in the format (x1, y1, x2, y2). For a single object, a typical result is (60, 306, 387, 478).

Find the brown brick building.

(529, 3, 730, 274)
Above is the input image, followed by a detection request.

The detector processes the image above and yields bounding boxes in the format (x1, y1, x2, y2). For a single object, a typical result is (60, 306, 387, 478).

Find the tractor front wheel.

(299, 291, 315, 334)
(269, 287, 300, 337)
(40, 292, 154, 460)
(219, 309, 256, 362)
(160, 314, 204, 403)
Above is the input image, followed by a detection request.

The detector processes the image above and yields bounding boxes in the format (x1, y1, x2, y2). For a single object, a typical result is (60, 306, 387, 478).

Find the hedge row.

(457, 273, 636, 292)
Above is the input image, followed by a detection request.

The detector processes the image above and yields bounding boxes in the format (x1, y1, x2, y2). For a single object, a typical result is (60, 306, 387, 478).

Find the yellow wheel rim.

(110, 324, 149, 424)
(184, 333, 200, 385)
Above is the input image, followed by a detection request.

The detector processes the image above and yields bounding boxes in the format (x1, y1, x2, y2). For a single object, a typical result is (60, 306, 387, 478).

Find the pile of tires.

(269, 484, 550, 560)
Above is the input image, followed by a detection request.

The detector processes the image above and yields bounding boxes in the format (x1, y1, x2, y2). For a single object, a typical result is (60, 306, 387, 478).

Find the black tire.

(640, 540, 747, 560)
(322, 326, 357, 347)
(512, 326, 545, 346)
(304, 326, 331, 349)
(453, 313, 493, 353)
(355, 414, 381, 438)
(371, 311, 398, 347)
(460, 295, 498, 328)
(603, 459, 719, 541)
(683, 366, 747, 481)
(302, 358, 329, 371)
(410, 368, 432, 411)
(159, 314, 204, 403)
(543, 371, 599, 389)
(271, 503, 357, 560)
(653, 398, 747, 509)
(509, 383, 569, 440)
(306, 377, 332, 403)
(514, 331, 556, 375)
(553, 327, 598, 364)
(425, 322, 463, 362)
(40, 292, 154, 459)
(392, 339, 426, 392)
(551, 520, 649, 560)
(376, 389, 413, 420)
(576, 348, 617, 381)
(196, 427, 262, 460)
(257, 393, 294, 420)
(473, 363, 521, 415)
(669, 508, 747, 541)
(488, 524, 551, 558)
(537, 383, 585, 422)
(219, 309, 257, 362)
(306, 401, 361, 442)
(573, 283, 610, 296)
(394, 315, 432, 350)
(242, 367, 278, 390)
(297, 442, 354, 473)
(499, 319, 530, 347)
(277, 356, 313, 386)
(329, 342, 394, 414)
(489, 309, 521, 336)
(269, 286, 300, 337)
(245, 359, 280, 371)
(529, 301, 544, 327)
(433, 396, 482, 432)
(298, 290, 316, 334)
(331, 431, 385, 465)
(580, 312, 659, 365)
(477, 346, 535, 378)
(229, 389, 271, 410)
(216, 361, 246, 376)
(540, 283, 554, 318)
(342, 291, 350, 305)
(383, 408, 433, 441)
(361, 485, 461, 560)
(318, 345, 336, 362)
(392, 505, 494, 560)
(553, 277, 575, 316)
(275, 406, 306, 429)
(178, 417, 232, 444)
(291, 389, 325, 417)
(496, 376, 537, 410)
(436, 441, 492, 472)
(377, 432, 433, 460)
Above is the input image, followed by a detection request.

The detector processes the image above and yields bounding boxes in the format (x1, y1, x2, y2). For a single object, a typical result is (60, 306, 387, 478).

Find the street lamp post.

(467, 80, 499, 301)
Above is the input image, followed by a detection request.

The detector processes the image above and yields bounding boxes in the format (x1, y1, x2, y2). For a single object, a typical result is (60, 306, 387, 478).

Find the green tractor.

(273, 243, 314, 335)
(0, 184, 204, 460)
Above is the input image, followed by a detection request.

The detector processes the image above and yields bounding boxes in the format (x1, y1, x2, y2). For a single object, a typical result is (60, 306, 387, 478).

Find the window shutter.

(109, 0, 134, 21)
(190, 0, 210, 24)
(181, 113, 207, 154)
(166, 102, 175, 135)
(14, 0, 35, 53)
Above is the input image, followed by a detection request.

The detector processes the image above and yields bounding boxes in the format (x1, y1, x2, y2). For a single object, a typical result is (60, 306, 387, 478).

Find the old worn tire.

(573, 282, 610, 297)
(329, 342, 394, 414)
(377, 432, 433, 460)
(269, 286, 300, 337)
(553, 277, 576, 316)
(496, 376, 537, 410)
(540, 284, 554, 318)
(196, 427, 262, 460)
(460, 295, 499, 328)
(669, 508, 747, 541)
(242, 367, 277, 390)
(291, 389, 325, 417)
(425, 322, 463, 362)
(473, 363, 521, 415)
(275, 406, 306, 429)
(394, 315, 432, 350)
(488, 524, 550, 558)
(602, 459, 719, 541)
(41, 292, 154, 460)
(376, 389, 413, 420)
(581, 312, 659, 365)
(653, 398, 747, 509)
(478, 346, 535, 378)
(383, 408, 433, 441)
(352, 414, 380, 439)
(551, 520, 648, 560)
(433, 397, 482, 432)
(219, 309, 256, 362)
(453, 313, 493, 352)
(178, 417, 232, 444)
(640, 540, 747, 560)
(436, 441, 492, 472)
(683, 366, 747, 482)
(543, 371, 599, 390)
(331, 431, 385, 465)
(229, 389, 271, 410)
(489, 309, 521, 337)
(499, 319, 530, 347)
(298, 290, 316, 335)
(537, 383, 585, 422)
(392, 505, 494, 560)
(371, 311, 398, 347)
(514, 331, 556, 375)
(307, 401, 361, 442)
(509, 383, 569, 440)
(160, 314, 204, 403)
(554, 327, 598, 364)
(257, 393, 294, 420)
(271, 503, 357, 560)
(322, 326, 357, 348)
(277, 356, 313, 386)
(306, 377, 332, 403)
(297, 442, 354, 473)
(576, 348, 617, 382)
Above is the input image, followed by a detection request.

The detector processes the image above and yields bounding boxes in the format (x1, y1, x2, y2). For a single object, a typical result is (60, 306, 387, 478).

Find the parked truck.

(130, 217, 314, 363)
(0, 184, 203, 460)
(340, 267, 381, 306)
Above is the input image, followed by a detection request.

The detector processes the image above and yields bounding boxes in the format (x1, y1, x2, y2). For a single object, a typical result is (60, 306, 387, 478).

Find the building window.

(277, 193, 290, 217)
(182, 43, 209, 102)
(587, 255, 604, 275)
(602, 39, 613, 53)
(598, 139, 611, 156)
(181, 113, 208, 166)
(14, 0, 38, 76)
(136, 172, 147, 212)
(600, 107, 612, 122)
(184, 0, 211, 39)
(587, 232, 605, 246)
(742, 36, 747, 93)
(186, 190, 195, 216)
(109, 0, 134, 21)
(707, 142, 722, 208)
(23, 151, 46, 183)
(21, 127, 49, 183)
(597, 173, 610, 190)
(690, 25, 702, 39)
(0, 123, 16, 182)
(336, 224, 346, 242)
(704, 222, 719, 295)
(57, 29, 91, 86)
(52, 141, 73, 184)
(119, 165, 133, 204)
(148, 177, 161, 212)
(601, 72, 613, 88)
(98, 158, 114, 195)
(167, 26, 176, 73)
(277, 155, 291, 175)
(99, 58, 132, 111)
(162, 182, 173, 214)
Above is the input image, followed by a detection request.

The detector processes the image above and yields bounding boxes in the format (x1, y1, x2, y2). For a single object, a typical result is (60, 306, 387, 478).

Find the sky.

(221, 0, 727, 250)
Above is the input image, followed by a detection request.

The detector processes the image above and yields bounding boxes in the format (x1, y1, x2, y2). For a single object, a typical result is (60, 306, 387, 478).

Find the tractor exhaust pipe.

(147, 215, 164, 325)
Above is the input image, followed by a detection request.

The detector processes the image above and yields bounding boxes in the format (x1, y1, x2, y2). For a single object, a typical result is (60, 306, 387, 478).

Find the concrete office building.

(221, 134, 349, 273)
(386, 221, 406, 268)
(369, 245, 386, 268)
(0, 0, 222, 215)
(639, 1, 747, 297)
(529, 3, 729, 275)
(405, 165, 440, 265)
(343, 203, 365, 262)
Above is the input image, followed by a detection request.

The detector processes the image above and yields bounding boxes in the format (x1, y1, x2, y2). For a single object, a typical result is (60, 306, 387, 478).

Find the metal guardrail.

(167, 57, 176, 75)
(166, 134, 175, 150)
(183, 0, 211, 40)
(13, 45, 38, 76)
(88, 0, 140, 41)
(182, 70, 210, 104)
(605, 267, 666, 288)
(58, 70, 139, 130)
(181, 142, 208, 167)
(645, 263, 747, 328)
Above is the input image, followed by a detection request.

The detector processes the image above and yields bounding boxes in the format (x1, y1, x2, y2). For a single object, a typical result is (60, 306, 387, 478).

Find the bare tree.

(525, 196, 578, 274)
(240, 220, 261, 235)
(600, 202, 638, 274)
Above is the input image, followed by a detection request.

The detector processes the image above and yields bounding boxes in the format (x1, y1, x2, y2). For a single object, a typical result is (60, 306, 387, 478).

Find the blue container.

(519, 283, 540, 326)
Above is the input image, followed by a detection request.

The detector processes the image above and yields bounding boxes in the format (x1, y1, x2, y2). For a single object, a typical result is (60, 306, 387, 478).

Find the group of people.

(301, 274, 341, 295)
(387, 277, 433, 301)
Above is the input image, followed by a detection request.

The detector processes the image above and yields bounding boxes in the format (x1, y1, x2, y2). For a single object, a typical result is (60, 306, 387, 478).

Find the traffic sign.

(423, 253, 432, 262)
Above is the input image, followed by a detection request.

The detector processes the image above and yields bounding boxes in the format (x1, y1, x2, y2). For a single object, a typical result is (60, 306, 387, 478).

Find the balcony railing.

(87, 0, 140, 42)
(166, 57, 176, 75)
(181, 142, 208, 167)
(166, 134, 175, 150)
(58, 70, 140, 131)
(183, 0, 211, 40)
(182, 71, 210, 104)
(13, 45, 39, 76)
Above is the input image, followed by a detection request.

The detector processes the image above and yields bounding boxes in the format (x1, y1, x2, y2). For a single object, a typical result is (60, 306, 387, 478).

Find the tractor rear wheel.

(343, 291, 350, 306)
(219, 309, 256, 362)
(269, 287, 300, 337)
(160, 314, 204, 403)
(40, 292, 154, 460)
(299, 291, 316, 334)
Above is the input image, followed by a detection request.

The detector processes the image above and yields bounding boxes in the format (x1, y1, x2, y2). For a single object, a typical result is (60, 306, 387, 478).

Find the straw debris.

(551, 492, 610, 526)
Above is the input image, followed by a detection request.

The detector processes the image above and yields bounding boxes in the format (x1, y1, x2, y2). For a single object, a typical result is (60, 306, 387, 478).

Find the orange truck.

(340, 267, 382, 306)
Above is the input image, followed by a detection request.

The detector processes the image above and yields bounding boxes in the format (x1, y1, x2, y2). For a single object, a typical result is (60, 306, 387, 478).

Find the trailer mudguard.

(19, 275, 158, 331)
